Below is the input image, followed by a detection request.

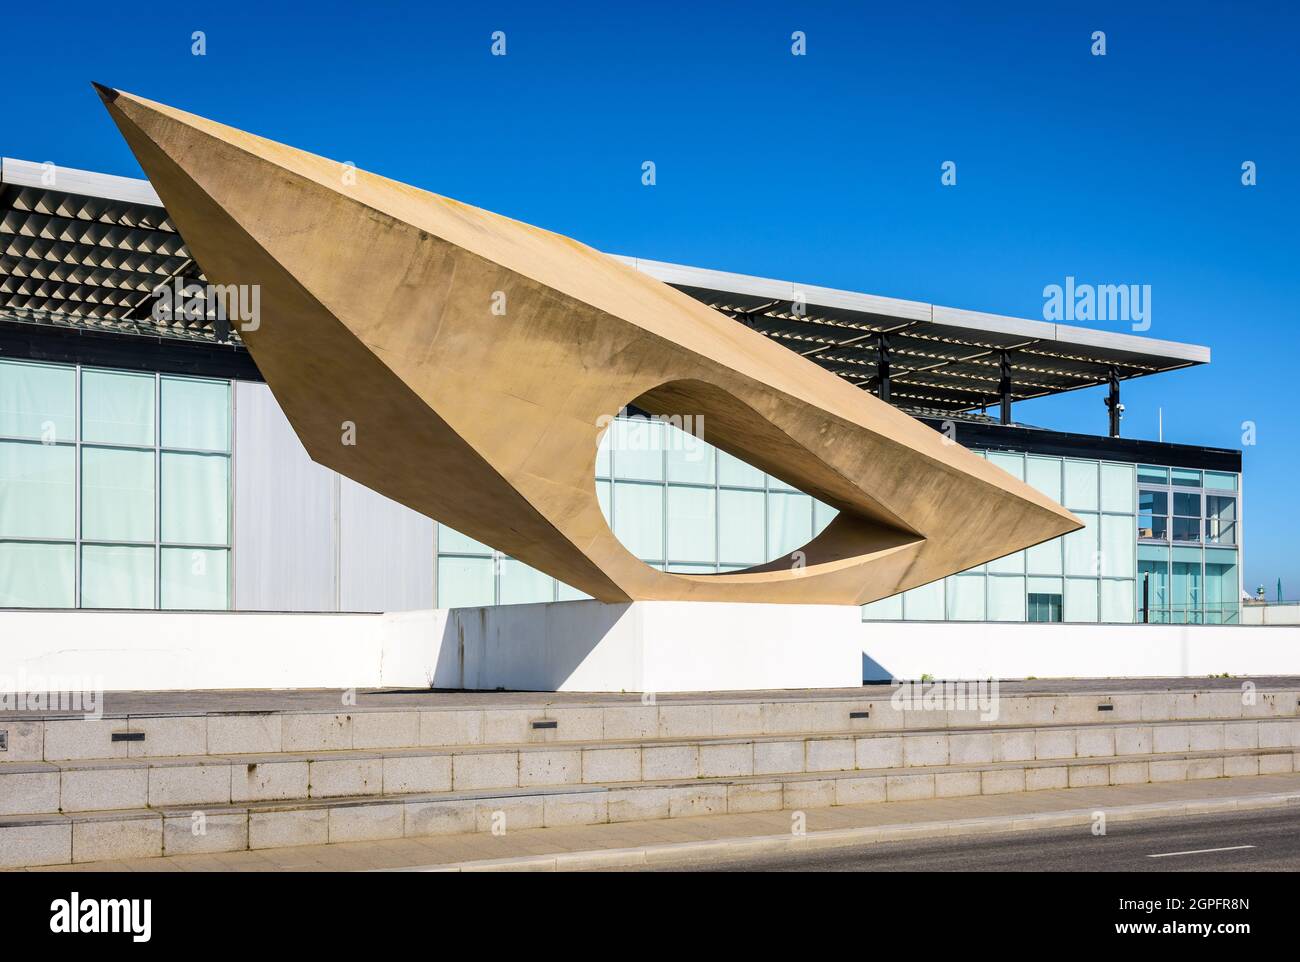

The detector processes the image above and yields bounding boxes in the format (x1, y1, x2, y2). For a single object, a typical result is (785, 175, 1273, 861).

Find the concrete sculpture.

(96, 84, 1080, 605)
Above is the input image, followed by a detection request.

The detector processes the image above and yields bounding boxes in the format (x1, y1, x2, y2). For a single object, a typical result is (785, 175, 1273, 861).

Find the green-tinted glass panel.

(1137, 544, 1170, 623)
(665, 430, 714, 485)
(1063, 513, 1099, 576)
(718, 488, 764, 563)
(161, 452, 229, 545)
(161, 376, 230, 451)
(82, 369, 154, 445)
(437, 555, 495, 608)
(1100, 462, 1135, 513)
(556, 581, 592, 601)
(946, 575, 985, 621)
(813, 499, 838, 537)
(1025, 457, 1062, 501)
(861, 593, 903, 620)
(987, 451, 1024, 481)
(595, 424, 612, 479)
(0, 541, 74, 607)
(0, 359, 74, 441)
(499, 558, 555, 605)
(766, 491, 812, 559)
(1064, 578, 1099, 622)
(1171, 467, 1201, 488)
(438, 524, 492, 555)
(1063, 460, 1099, 512)
(612, 481, 663, 560)
(988, 576, 1026, 621)
(1026, 537, 1063, 575)
(161, 546, 229, 609)
(717, 449, 764, 488)
(81, 544, 154, 609)
(81, 446, 154, 542)
(988, 548, 1025, 575)
(903, 580, 945, 620)
(0, 440, 75, 539)
(1101, 580, 1134, 623)
(1100, 513, 1135, 578)
(1171, 548, 1203, 623)
(767, 472, 800, 493)
(1137, 465, 1168, 485)
(1203, 547, 1239, 626)
(1203, 471, 1237, 492)
(608, 417, 663, 481)
(666, 485, 715, 563)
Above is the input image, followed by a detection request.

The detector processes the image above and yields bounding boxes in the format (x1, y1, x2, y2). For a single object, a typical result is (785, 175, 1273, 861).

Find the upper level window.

(1137, 465, 1237, 548)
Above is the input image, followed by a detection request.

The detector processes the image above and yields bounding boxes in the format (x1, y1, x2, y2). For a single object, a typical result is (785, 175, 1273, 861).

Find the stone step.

(5, 688, 1297, 762)
(3, 716, 1297, 817)
(2, 745, 1296, 868)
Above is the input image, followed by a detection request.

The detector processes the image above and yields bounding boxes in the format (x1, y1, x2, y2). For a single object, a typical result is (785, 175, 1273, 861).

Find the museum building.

(0, 158, 1241, 624)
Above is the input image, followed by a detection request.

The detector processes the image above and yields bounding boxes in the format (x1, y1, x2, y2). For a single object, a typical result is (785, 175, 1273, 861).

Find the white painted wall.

(232, 381, 434, 613)
(441, 600, 863, 692)
(1242, 605, 1300, 626)
(4, 607, 1298, 693)
(861, 621, 1300, 681)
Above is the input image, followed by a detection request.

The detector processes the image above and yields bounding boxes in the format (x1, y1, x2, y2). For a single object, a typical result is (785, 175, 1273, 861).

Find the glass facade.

(2, 356, 1240, 625)
(1134, 467, 1241, 623)
(435, 415, 1241, 624)
(0, 359, 232, 609)
(863, 455, 1241, 625)
(436, 415, 839, 605)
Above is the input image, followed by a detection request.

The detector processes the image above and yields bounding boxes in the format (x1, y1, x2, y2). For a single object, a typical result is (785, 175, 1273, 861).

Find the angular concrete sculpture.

(96, 85, 1080, 605)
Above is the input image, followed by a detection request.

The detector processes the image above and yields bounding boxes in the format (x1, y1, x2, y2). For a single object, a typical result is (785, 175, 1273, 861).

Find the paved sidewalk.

(21, 773, 1300, 872)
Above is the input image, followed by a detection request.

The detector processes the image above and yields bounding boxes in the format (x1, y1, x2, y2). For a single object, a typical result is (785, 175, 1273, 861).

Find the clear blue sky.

(7, 1, 1298, 592)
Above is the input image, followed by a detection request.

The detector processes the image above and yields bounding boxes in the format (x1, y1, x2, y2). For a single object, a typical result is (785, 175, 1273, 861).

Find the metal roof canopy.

(1, 158, 1210, 417)
(611, 256, 1209, 415)
(0, 157, 209, 340)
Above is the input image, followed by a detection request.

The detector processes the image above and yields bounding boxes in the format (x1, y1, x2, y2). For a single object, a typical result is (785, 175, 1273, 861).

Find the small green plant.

(920, 673, 934, 683)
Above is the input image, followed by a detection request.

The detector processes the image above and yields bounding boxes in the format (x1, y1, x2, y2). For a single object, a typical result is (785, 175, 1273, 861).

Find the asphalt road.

(643, 806, 1300, 872)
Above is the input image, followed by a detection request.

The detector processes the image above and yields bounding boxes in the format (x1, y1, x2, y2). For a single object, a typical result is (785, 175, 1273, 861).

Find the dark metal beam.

(877, 333, 891, 403)
(1106, 364, 1122, 438)
(998, 351, 1013, 425)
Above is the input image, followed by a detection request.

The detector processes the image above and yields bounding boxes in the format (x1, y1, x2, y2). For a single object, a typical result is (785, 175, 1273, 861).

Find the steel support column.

(998, 351, 1012, 425)
(1106, 365, 1122, 438)
(877, 333, 891, 403)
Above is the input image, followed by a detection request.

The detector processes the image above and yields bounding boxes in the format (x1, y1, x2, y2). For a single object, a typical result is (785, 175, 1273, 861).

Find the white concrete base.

(435, 600, 864, 692)
(861, 621, 1300, 680)
(0, 602, 862, 693)
(4, 606, 1300, 693)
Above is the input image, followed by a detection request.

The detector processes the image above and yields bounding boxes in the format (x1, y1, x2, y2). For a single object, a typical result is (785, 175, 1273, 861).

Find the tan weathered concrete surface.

(96, 84, 1078, 604)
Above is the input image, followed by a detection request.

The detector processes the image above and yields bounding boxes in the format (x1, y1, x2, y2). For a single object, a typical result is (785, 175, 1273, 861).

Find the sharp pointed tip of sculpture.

(90, 82, 119, 104)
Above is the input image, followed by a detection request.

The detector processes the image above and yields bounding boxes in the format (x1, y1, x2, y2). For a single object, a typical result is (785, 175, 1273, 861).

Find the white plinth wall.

(435, 600, 863, 692)
(2, 605, 1299, 692)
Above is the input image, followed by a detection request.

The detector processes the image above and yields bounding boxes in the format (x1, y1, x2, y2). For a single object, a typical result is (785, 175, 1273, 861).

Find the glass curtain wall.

(863, 456, 1241, 625)
(0, 359, 232, 609)
(436, 414, 838, 606)
(864, 451, 1140, 624)
(1135, 466, 1240, 623)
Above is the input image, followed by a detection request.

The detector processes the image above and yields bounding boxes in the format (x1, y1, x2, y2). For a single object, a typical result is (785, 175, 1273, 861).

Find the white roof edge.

(0, 164, 1210, 367)
(613, 255, 1210, 365)
(2, 157, 162, 208)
